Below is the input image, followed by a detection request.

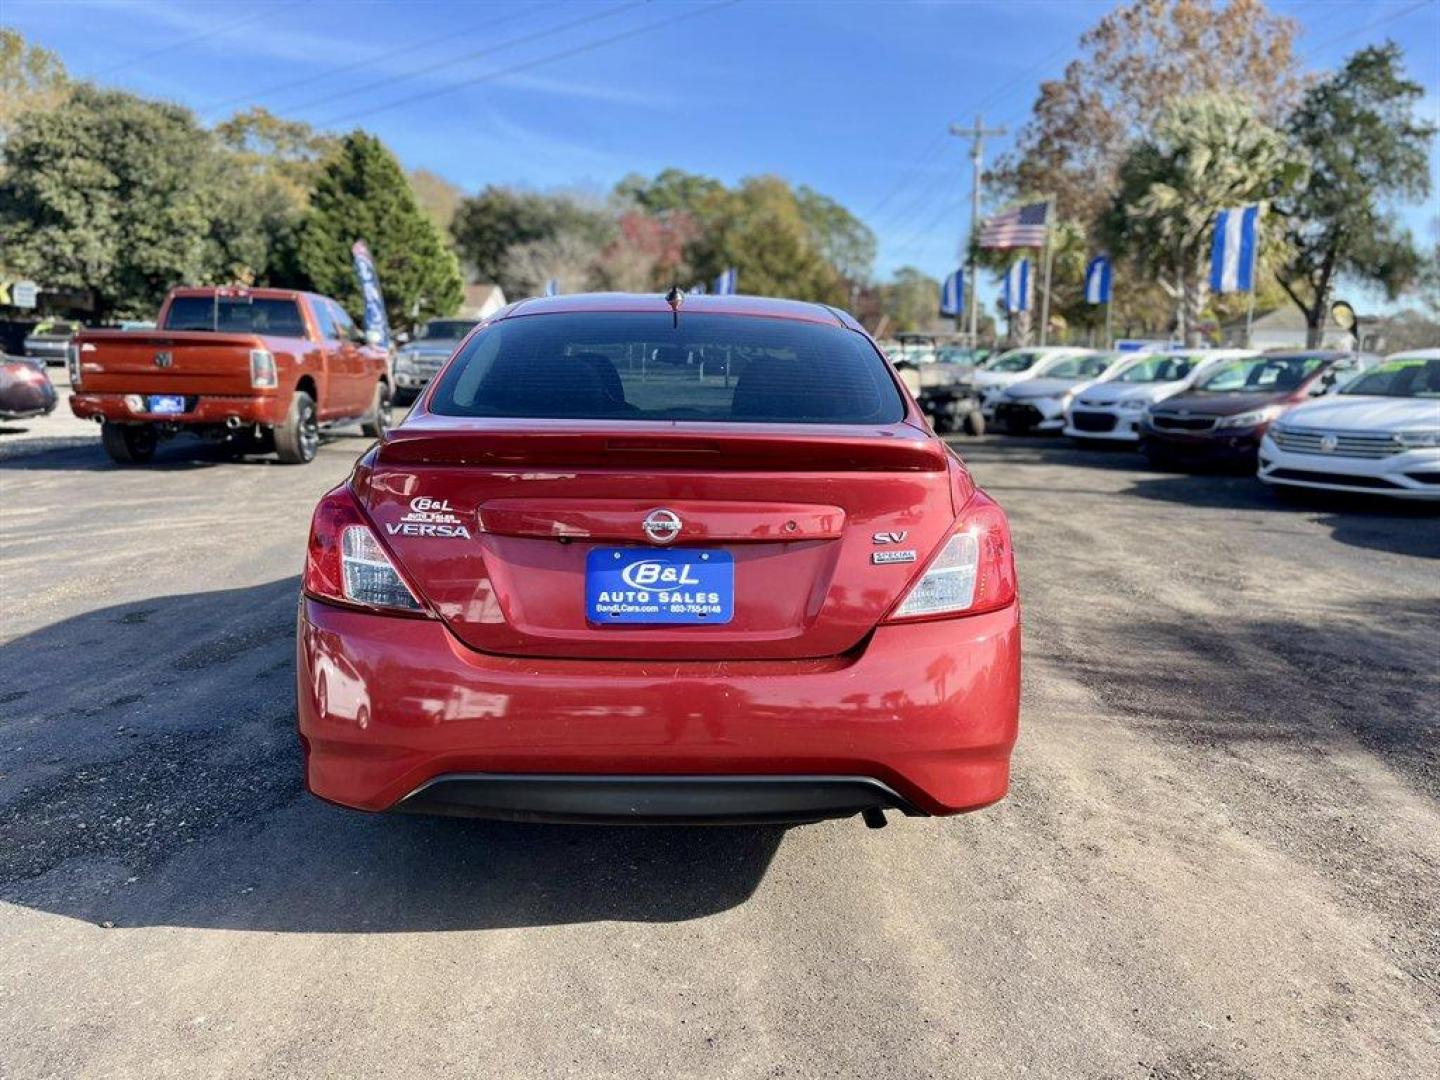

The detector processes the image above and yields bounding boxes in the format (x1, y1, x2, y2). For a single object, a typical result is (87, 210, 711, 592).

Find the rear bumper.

(297, 598, 1022, 820)
(395, 774, 919, 825)
(69, 391, 288, 426)
(1258, 436, 1440, 500)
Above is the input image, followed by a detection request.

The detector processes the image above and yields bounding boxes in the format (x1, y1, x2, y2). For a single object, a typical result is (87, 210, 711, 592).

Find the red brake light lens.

(303, 485, 425, 615)
(886, 491, 1017, 622)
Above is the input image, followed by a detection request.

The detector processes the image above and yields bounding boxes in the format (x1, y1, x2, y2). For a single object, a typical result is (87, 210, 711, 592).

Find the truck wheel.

(274, 391, 319, 464)
(962, 410, 985, 437)
(360, 380, 392, 438)
(100, 422, 157, 464)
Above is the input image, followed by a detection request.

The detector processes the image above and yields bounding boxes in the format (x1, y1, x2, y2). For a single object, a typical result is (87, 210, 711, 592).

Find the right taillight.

(303, 485, 425, 615)
(250, 349, 277, 388)
(67, 343, 83, 388)
(885, 492, 1017, 622)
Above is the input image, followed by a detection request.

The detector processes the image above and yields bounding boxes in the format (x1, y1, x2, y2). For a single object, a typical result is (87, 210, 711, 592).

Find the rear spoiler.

(378, 423, 949, 472)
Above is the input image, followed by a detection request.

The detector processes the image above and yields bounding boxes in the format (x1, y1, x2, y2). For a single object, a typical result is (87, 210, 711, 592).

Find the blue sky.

(8, 0, 1439, 308)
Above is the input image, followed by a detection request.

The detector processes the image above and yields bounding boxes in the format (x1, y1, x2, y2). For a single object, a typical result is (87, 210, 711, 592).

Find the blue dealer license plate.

(586, 548, 734, 625)
(146, 394, 186, 414)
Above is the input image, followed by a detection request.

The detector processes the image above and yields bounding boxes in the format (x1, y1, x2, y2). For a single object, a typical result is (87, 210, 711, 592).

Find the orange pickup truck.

(69, 286, 392, 465)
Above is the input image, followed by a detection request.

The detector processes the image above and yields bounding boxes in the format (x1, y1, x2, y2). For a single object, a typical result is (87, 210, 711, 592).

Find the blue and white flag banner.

(714, 267, 738, 295)
(1083, 255, 1112, 305)
(1003, 259, 1030, 314)
(688, 283, 707, 295)
(940, 269, 963, 316)
(349, 240, 390, 348)
(1209, 205, 1259, 294)
(543, 278, 559, 297)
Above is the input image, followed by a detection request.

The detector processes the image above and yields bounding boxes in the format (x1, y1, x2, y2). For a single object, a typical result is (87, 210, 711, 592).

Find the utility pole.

(949, 115, 1006, 348)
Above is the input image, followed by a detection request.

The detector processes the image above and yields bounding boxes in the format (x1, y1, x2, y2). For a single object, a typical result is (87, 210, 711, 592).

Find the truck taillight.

(885, 492, 1017, 622)
(67, 343, 82, 389)
(303, 486, 425, 616)
(250, 349, 277, 388)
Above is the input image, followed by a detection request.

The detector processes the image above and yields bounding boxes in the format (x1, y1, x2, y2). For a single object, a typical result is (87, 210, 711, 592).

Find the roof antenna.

(665, 283, 684, 329)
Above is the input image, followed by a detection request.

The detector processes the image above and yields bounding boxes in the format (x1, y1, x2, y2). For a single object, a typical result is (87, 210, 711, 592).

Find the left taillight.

(885, 491, 1017, 622)
(303, 485, 425, 616)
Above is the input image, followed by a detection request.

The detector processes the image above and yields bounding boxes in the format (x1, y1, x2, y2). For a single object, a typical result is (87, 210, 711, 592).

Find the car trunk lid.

(362, 419, 959, 660)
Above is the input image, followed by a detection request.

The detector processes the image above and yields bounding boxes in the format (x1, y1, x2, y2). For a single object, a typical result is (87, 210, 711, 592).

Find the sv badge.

(872, 531, 909, 544)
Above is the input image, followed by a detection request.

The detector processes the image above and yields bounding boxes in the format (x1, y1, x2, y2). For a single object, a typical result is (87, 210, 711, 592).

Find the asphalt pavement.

(1, 413, 1437, 1079)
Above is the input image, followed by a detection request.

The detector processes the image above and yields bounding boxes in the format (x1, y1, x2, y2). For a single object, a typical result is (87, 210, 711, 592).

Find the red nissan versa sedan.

(297, 293, 1020, 828)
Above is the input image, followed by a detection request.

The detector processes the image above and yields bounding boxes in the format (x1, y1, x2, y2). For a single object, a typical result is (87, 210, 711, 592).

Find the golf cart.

(890, 333, 986, 435)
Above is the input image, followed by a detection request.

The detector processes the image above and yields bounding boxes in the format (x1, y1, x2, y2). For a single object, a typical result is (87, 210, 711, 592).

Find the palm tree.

(1103, 96, 1306, 345)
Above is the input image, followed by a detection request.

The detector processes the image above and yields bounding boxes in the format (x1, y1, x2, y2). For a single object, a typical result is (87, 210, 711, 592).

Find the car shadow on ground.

(0, 579, 785, 933)
(954, 433, 1440, 560)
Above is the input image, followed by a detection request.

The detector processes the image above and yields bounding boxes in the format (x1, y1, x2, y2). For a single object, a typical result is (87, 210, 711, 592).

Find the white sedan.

(1063, 349, 1256, 442)
(971, 347, 1096, 421)
(1258, 349, 1440, 500)
(992, 352, 1130, 433)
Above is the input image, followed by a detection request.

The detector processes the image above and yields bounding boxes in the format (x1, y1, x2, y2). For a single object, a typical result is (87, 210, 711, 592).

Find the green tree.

(0, 29, 69, 142)
(1102, 95, 1305, 345)
(450, 186, 613, 294)
(214, 107, 338, 287)
(796, 185, 876, 286)
(0, 84, 270, 318)
(615, 168, 726, 216)
(298, 131, 463, 326)
(706, 177, 844, 303)
(1275, 43, 1435, 347)
(408, 168, 465, 237)
(885, 267, 943, 333)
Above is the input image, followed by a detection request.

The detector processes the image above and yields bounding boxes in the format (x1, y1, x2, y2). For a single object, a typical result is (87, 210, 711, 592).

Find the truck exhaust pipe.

(225, 415, 242, 430)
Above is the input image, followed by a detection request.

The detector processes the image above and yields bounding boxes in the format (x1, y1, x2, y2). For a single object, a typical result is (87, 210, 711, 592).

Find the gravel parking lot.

(1, 416, 1436, 1079)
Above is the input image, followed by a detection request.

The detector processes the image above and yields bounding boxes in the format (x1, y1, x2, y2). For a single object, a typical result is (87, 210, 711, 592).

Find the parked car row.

(946, 344, 1440, 502)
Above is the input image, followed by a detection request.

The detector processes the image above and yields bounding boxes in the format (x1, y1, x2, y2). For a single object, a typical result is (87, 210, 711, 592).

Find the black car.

(1139, 351, 1373, 468)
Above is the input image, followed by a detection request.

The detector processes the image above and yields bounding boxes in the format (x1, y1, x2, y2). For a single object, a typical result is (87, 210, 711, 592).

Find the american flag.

(979, 200, 1050, 249)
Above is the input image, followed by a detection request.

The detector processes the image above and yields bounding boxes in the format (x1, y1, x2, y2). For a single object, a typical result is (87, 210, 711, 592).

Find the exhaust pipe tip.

(225, 415, 242, 430)
(861, 807, 887, 830)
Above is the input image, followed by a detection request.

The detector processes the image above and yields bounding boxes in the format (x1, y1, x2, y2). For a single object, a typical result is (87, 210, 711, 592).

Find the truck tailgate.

(77, 330, 273, 395)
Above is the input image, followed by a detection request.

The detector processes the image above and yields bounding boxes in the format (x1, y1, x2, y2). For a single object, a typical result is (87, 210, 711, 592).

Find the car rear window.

(427, 312, 905, 424)
(162, 296, 308, 337)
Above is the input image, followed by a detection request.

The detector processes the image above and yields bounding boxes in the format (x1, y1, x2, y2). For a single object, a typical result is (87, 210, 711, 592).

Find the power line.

(862, 41, 1071, 235)
(88, 1, 311, 79)
(1298, 0, 1434, 60)
(198, 2, 557, 117)
(284, 1, 648, 119)
(319, 0, 741, 128)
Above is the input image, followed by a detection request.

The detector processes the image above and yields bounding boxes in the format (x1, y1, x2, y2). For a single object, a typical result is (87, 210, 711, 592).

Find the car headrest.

(478, 352, 611, 415)
(731, 356, 890, 422)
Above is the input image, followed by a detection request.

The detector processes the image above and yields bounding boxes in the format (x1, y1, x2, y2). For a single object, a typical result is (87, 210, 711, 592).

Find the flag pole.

(1105, 295, 1113, 350)
(1243, 219, 1259, 348)
(1037, 196, 1056, 346)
